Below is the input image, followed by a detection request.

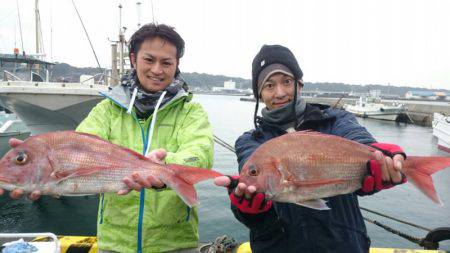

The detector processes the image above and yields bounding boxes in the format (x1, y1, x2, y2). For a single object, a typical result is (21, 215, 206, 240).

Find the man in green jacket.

(2, 23, 214, 253)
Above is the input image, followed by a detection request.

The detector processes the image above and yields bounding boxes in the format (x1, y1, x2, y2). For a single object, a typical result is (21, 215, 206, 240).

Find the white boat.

(344, 96, 404, 121)
(0, 0, 125, 135)
(0, 54, 109, 135)
(432, 112, 450, 153)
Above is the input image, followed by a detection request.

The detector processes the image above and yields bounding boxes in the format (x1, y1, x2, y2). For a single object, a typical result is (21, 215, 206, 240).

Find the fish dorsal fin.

(296, 129, 316, 133)
(73, 131, 102, 138)
(74, 132, 151, 161)
(295, 199, 330, 210)
(292, 130, 323, 136)
(288, 178, 344, 187)
(52, 166, 108, 183)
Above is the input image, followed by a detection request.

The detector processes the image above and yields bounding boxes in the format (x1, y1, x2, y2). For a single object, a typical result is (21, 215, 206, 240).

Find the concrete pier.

(303, 97, 450, 127)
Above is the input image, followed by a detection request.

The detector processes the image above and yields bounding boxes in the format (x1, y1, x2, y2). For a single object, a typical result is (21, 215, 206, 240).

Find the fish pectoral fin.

(289, 178, 344, 187)
(53, 167, 105, 183)
(296, 199, 330, 210)
(276, 160, 293, 181)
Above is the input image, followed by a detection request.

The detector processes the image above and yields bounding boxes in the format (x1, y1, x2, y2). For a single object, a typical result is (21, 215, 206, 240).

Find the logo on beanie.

(260, 60, 265, 67)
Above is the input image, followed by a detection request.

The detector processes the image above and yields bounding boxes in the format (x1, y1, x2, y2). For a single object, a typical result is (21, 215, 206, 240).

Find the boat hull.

(344, 106, 403, 121)
(353, 112, 401, 121)
(0, 81, 108, 135)
(432, 113, 450, 153)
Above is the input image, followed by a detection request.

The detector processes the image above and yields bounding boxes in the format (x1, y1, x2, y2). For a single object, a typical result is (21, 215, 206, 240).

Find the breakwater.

(303, 97, 450, 127)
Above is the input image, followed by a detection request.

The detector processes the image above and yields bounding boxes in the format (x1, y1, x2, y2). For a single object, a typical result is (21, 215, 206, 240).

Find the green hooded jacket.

(76, 85, 214, 253)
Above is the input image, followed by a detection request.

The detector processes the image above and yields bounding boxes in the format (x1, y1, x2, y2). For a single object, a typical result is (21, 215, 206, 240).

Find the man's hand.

(358, 143, 407, 195)
(215, 176, 257, 199)
(118, 149, 167, 195)
(0, 138, 41, 201)
(214, 176, 272, 214)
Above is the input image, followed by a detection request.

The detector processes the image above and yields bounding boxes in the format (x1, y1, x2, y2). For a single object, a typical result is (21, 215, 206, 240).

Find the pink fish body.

(239, 131, 450, 209)
(0, 131, 222, 207)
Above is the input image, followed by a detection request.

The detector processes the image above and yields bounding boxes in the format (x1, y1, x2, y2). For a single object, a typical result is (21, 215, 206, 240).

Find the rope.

(213, 135, 235, 153)
(212, 134, 434, 248)
(363, 216, 423, 245)
(360, 206, 432, 232)
(150, 0, 156, 24)
(71, 0, 102, 69)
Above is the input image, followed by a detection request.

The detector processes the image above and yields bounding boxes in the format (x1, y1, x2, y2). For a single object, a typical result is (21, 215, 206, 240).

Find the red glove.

(357, 143, 407, 196)
(227, 176, 272, 214)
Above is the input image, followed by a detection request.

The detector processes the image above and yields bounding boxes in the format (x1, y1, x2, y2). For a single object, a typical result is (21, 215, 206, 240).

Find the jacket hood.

(100, 84, 190, 112)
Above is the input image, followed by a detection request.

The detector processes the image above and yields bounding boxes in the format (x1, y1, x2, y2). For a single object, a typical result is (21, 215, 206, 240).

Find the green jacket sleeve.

(76, 99, 112, 140)
(165, 102, 214, 169)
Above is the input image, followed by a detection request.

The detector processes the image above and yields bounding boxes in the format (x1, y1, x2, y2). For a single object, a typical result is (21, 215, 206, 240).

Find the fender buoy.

(237, 242, 251, 253)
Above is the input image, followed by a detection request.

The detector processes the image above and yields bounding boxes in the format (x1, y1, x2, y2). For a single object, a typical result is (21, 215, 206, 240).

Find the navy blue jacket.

(233, 104, 376, 253)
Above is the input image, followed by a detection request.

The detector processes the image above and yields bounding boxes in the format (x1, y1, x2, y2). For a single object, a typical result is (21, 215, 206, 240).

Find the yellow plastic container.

(236, 242, 251, 253)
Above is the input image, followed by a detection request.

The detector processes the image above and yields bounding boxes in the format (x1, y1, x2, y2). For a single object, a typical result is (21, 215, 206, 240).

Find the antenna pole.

(118, 4, 125, 76)
(136, 2, 142, 28)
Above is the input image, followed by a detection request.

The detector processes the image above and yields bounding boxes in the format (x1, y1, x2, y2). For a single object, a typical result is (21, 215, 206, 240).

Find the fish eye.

(249, 165, 259, 176)
(15, 153, 28, 164)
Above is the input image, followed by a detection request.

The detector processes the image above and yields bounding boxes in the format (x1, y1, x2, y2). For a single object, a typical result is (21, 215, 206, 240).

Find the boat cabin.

(0, 53, 54, 82)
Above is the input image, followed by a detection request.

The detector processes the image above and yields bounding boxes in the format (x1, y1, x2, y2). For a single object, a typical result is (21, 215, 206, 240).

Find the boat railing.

(80, 72, 119, 86)
(2, 70, 22, 81)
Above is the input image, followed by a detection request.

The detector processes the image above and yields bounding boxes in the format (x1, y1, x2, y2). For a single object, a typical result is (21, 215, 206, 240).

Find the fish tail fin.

(165, 164, 223, 207)
(167, 164, 223, 184)
(404, 156, 450, 205)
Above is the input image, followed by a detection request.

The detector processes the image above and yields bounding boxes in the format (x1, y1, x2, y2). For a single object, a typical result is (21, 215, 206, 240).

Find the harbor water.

(1, 94, 449, 250)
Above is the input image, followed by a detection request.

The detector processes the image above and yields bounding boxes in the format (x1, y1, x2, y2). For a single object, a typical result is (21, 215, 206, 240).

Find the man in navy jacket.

(215, 44, 406, 253)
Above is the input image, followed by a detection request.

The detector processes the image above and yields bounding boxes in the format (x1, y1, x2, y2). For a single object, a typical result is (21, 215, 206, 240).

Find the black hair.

(128, 23, 185, 78)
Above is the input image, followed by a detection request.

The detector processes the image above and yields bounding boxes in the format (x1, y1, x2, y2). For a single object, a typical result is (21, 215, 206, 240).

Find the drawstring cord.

(137, 90, 166, 253)
(127, 87, 138, 114)
(145, 91, 167, 155)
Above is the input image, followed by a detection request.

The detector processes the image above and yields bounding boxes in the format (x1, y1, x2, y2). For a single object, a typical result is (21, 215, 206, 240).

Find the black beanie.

(251, 44, 303, 98)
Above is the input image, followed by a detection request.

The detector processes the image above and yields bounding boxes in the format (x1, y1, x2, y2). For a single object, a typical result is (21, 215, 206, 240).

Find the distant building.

(212, 80, 238, 92)
(211, 80, 251, 95)
(223, 80, 236, 89)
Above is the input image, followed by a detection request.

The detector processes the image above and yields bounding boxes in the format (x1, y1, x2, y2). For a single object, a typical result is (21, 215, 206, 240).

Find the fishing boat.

(344, 96, 404, 121)
(432, 112, 450, 153)
(0, 0, 122, 135)
(0, 50, 111, 136)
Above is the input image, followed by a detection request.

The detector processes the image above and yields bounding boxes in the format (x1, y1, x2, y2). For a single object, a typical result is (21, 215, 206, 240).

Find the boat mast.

(136, 2, 142, 28)
(35, 0, 40, 56)
(118, 4, 125, 77)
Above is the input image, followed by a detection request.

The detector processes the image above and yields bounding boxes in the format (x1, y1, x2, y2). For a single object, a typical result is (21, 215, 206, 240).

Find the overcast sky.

(1, 0, 449, 89)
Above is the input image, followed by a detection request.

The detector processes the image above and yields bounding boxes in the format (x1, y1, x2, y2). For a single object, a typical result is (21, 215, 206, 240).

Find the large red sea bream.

(239, 131, 450, 210)
(0, 131, 222, 207)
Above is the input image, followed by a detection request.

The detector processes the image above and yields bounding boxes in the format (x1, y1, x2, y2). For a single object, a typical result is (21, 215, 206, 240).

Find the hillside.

(49, 63, 448, 97)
